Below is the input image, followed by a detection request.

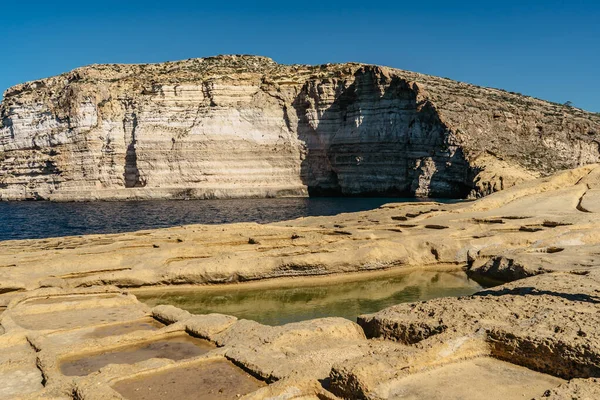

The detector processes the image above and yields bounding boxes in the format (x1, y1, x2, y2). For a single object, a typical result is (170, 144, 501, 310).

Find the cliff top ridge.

(4, 54, 598, 121)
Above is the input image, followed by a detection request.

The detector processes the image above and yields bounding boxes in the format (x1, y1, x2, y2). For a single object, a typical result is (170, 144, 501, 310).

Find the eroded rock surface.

(1, 55, 599, 200)
(2, 165, 600, 292)
(0, 280, 596, 399)
(1, 167, 600, 398)
(357, 273, 600, 378)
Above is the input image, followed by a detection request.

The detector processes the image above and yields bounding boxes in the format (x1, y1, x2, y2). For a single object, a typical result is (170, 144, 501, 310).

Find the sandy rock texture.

(0, 287, 364, 399)
(335, 270, 600, 399)
(0, 280, 596, 399)
(1, 55, 599, 200)
(1, 167, 600, 398)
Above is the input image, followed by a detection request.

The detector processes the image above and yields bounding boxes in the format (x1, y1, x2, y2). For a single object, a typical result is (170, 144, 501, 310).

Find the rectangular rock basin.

(83, 318, 164, 339)
(45, 318, 165, 348)
(16, 305, 147, 330)
(112, 359, 266, 400)
(376, 357, 564, 400)
(60, 334, 214, 376)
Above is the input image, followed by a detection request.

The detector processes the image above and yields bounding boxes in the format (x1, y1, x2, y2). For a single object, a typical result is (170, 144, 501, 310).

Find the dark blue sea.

(0, 197, 448, 241)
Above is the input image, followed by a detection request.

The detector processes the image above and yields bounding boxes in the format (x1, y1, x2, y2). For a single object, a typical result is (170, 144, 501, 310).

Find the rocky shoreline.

(1, 165, 600, 398)
(1, 164, 599, 292)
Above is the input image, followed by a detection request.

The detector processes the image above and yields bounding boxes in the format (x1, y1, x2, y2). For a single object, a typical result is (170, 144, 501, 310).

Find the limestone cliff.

(1, 55, 599, 200)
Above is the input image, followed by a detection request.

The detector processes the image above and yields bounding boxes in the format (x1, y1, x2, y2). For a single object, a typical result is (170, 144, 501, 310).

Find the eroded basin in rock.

(22, 293, 119, 306)
(375, 357, 564, 400)
(60, 334, 214, 376)
(112, 359, 266, 400)
(84, 318, 165, 339)
(136, 270, 483, 325)
(15, 305, 146, 330)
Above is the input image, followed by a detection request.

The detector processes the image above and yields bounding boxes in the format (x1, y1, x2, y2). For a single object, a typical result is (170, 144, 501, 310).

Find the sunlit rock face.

(1, 55, 599, 201)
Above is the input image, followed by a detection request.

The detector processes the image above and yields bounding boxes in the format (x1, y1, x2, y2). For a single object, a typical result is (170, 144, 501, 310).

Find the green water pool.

(136, 270, 483, 326)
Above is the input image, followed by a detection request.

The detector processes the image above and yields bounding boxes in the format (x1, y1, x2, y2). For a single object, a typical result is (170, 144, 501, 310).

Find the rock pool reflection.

(136, 270, 483, 326)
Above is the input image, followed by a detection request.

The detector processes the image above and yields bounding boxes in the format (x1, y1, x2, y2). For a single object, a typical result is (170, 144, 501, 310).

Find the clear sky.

(2, 0, 598, 112)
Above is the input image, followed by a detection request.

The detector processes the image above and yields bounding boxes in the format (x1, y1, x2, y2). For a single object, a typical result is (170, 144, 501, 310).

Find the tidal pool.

(136, 270, 483, 326)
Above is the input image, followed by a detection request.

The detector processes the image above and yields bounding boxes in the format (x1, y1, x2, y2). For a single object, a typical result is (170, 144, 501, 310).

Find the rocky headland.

(1, 165, 600, 398)
(1, 55, 600, 201)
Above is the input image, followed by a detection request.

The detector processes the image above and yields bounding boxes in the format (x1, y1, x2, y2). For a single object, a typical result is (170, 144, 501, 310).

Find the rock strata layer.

(1, 55, 599, 200)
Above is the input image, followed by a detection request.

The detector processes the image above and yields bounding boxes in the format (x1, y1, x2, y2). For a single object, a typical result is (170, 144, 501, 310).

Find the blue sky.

(2, 1, 598, 111)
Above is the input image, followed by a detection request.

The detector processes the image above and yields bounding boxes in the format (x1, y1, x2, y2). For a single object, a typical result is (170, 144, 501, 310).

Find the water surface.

(136, 270, 483, 326)
(0, 197, 440, 241)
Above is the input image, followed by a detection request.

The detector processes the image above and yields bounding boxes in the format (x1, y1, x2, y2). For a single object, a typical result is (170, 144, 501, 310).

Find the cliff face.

(1, 55, 599, 201)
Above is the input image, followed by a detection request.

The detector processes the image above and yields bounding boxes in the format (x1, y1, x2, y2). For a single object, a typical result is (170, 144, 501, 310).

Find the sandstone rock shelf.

(0, 277, 597, 398)
(1, 55, 599, 201)
(2, 164, 600, 293)
(1, 166, 600, 398)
